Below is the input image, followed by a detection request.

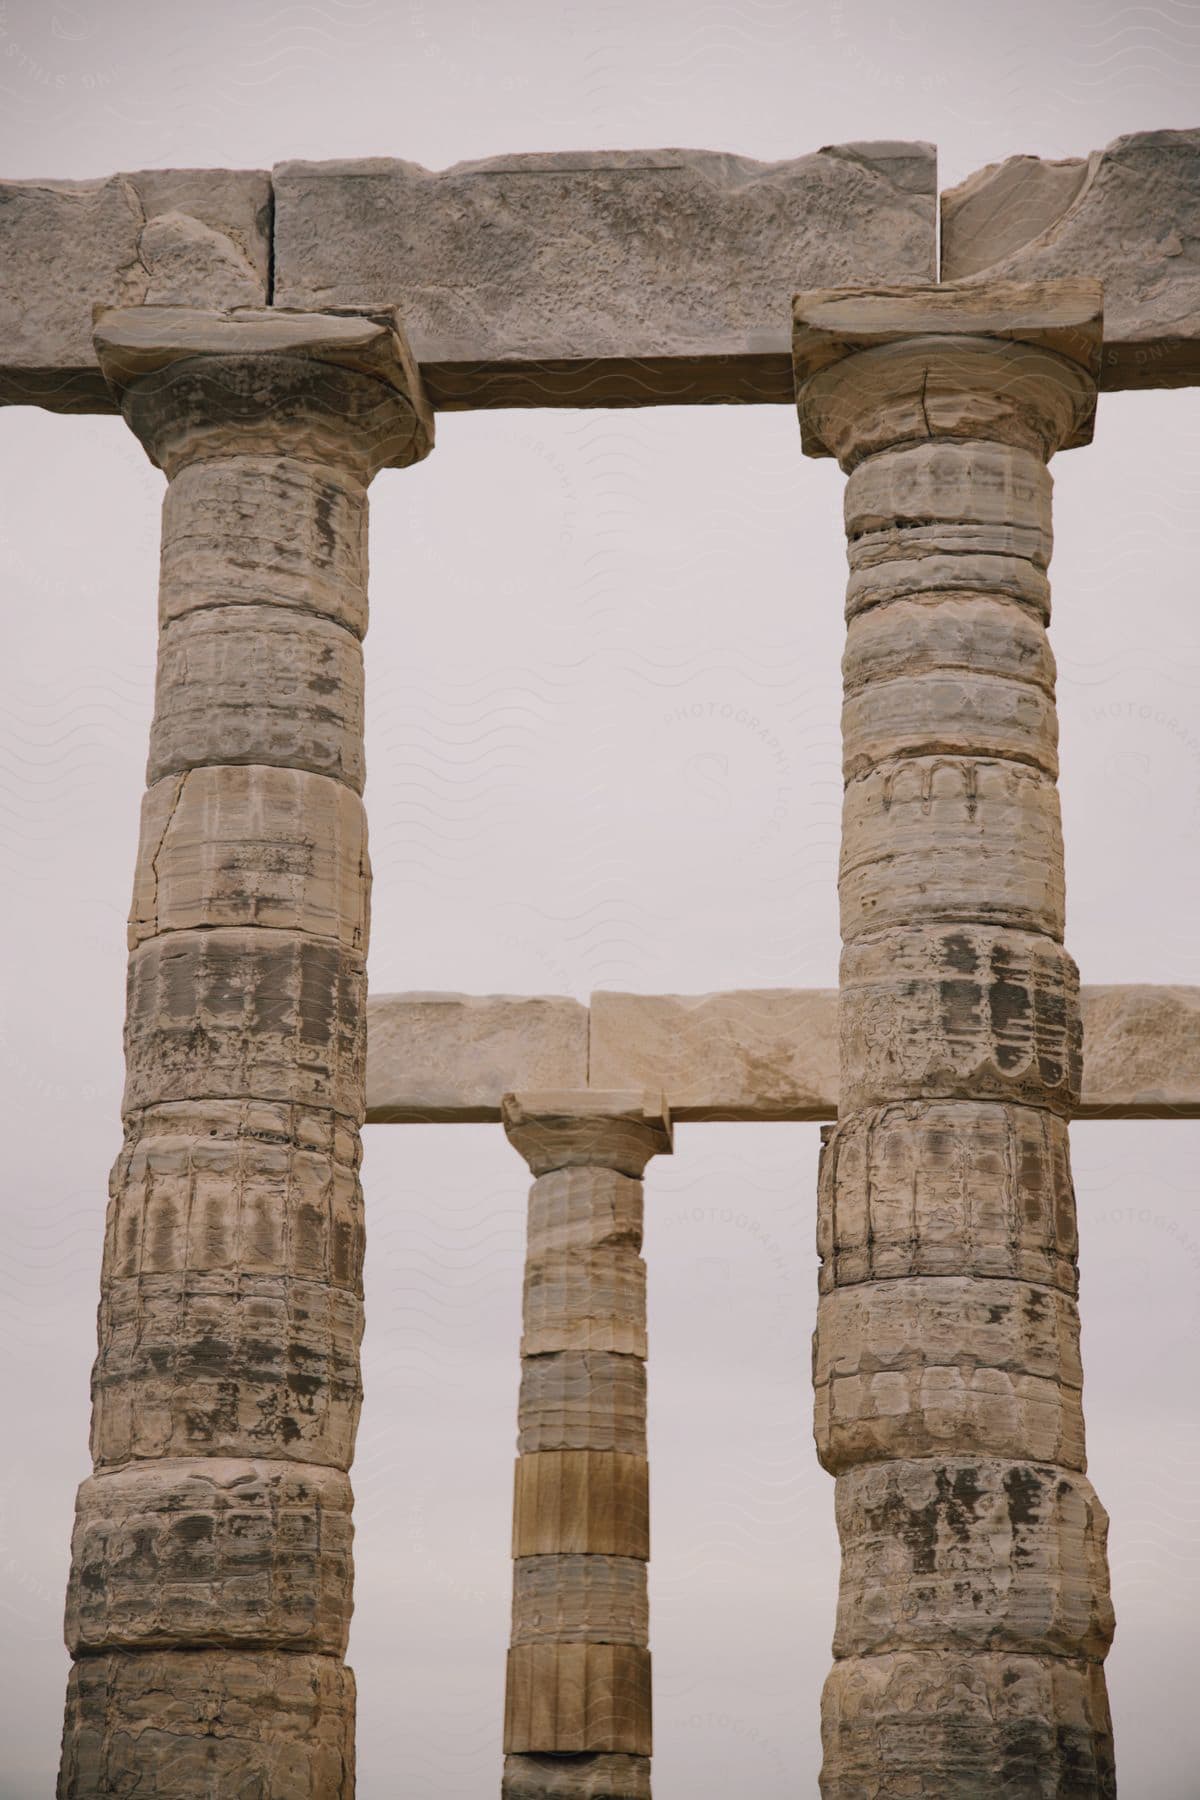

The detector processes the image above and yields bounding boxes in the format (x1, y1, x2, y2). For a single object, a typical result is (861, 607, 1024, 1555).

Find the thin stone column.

(501, 1091, 672, 1800)
(57, 306, 432, 1799)
(792, 283, 1116, 1796)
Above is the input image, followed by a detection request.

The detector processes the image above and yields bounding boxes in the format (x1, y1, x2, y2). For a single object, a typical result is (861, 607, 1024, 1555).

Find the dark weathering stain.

(863, 1466, 984, 1573)
(941, 932, 979, 975)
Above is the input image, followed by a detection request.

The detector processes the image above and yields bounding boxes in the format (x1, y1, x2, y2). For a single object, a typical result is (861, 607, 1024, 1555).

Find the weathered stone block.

(839, 925, 1081, 1116)
(942, 129, 1200, 392)
(273, 145, 936, 408)
(513, 1453, 650, 1560)
(0, 170, 270, 412)
(104, 1101, 363, 1287)
(365, 992, 588, 1123)
(523, 1249, 647, 1358)
(92, 1273, 362, 1468)
(130, 767, 369, 950)
(504, 1094, 671, 1179)
(832, 1457, 1113, 1659)
(842, 671, 1059, 780)
(813, 1276, 1085, 1472)
(512, 1556, 648, 1646)
(519, 1353, 647, 1456)
(843, 593, 1055, 696)
(843, 440, 1052, 549)
(147, 605, 365, 792)
(505, 1643, 652, 1754)
(588, 988, 838, 1121)
(526, 1167, 643, 1263)
(58, 1650, 355, 1799)
(840, 759, 1065, 940)
(503, 1753, 651, 1800)
(66, 1459, 353, 1655)
(123, 929, 366, 1118)
(160, 455, 369, 636)
(820, 1650, 1115, 1798)
(817, 1101, 1078, 1294)
(1077, 984, 1200, 1119)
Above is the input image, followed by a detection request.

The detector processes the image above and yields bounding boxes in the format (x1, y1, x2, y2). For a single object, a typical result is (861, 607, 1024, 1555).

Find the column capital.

(502, 1089, 672, 1177)
(791, 278, 1102, 469)
(93, 304, 434, 479)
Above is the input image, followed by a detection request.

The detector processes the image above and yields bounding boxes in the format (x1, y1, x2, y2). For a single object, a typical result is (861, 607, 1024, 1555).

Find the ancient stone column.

(501, 1091, 672, 1800)
(792, 282, 1117, 1796)
(57, 305, 432, 1799)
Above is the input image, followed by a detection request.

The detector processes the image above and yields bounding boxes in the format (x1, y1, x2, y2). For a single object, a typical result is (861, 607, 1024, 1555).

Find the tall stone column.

(58, 306, 432, 1799)
(792, 282, 1117, 1796)
(500, 1092, 672, 1800)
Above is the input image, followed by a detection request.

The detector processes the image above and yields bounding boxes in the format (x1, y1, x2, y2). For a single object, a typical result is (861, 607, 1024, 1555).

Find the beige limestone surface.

(366, 993, 588, 1122)
(943, 129, 1200, 389)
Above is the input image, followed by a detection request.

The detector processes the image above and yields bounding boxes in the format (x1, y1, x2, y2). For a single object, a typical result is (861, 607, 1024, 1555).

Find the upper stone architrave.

(943, 129, 1200, 390)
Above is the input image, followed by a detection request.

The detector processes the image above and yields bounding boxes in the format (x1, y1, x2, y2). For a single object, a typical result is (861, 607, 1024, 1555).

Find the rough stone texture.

(840, 760, 1065, 941)
(839, 925, 1082, 1117)
(512, 1556, 648, 1646)
(817, 1102, 1078, 1295)
(943, 129, 1200, 391)
(588, 988, 839, 1121)
(794, 284, 1112, 1793)
(58, 1651, 355, 1799)
(60, 309, 431, 1797)
(160, 456, 370, 636)
(147, 606, 366, 791)
(503, 1753, 651, 1799)
(365, 992, 588, 1122)
(519, 1352, 647, 1456)
(504, 1104, 667, 1776)
(130, 767, 369, 950)
(123, 929, 367, 1119)
(813, 1276, 1085, 1473)
(273, 145, 936, 408)
(1077, 983, 1200, 1118)
(820, 1651, 1116, 1798)
(512, 1453, 650, 1560)
(66, 1460, 354, 1654)
(832, 1458, 1113, 1659)
(0, 170, 270, 411)
(505, 1645, 652, 1755)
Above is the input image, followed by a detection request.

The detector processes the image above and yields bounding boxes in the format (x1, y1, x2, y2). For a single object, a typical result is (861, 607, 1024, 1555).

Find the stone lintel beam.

(942, 129, 1200, 391)
(364, 986, 1200, 1124)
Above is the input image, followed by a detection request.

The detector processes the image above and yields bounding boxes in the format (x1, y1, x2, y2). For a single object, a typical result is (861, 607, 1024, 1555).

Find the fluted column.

(58, 306, 432, 1799)
(792, 282, 1116, 1796)
(501, 1091, 672, 1800)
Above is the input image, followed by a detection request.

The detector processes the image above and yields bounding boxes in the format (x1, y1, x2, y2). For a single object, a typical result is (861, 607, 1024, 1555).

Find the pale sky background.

(1, 2, 1199, 1795)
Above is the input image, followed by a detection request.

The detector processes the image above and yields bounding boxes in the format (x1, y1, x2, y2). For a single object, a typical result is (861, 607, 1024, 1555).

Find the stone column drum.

(792, 282, 1116, 1796)
(501, 1092, 672, 1800)
(57, 306, 432, 1799)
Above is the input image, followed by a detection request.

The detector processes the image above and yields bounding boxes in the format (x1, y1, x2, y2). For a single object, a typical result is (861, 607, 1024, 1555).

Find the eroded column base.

(59, 1650, 355, 1798)
(820, 1650, 1114, 1799)
(502, 1752, 651, 1799)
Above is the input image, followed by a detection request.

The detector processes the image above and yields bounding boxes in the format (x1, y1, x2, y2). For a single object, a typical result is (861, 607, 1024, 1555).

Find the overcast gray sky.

(1, 1, 1199, 1794)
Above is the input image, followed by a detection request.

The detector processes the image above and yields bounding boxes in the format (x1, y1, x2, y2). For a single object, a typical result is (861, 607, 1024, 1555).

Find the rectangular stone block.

(512, 1556, 648, 1646)
(832, 1457, 1113, 1660)
(588, 988, 839, 1122)
(526, 1167, 643, 1262)
(504, 1643, 652, 1754)
(123, 929, 366, 1119)
(817, 1101, 1078, 1294)
(942, 129, 1200, 391)
(59, 1651, 355, 1800)
(820, 1651, 1115, 1799)
(0, 169, 271, 411)
(502, 1754, 651, 1799)
(130, 767, 369, 951)
(519, 1353, 646, 1456)
(273, 145, 936, 408)
(365, 993, 588, 1123)
(813, 1276, 1085, 1473)
(1077, 984, 1200, 1119)
(66, 1460, 353, 1656)
(513, 1453, 649, 1559)
(147, 606, 366, 792)
(839, 926, 1082, 1117)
